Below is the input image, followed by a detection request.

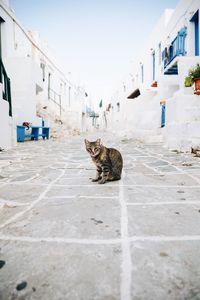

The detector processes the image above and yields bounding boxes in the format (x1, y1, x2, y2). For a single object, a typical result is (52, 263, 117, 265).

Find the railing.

(48, 87, 64, 116)
(0, 58, 12, 116)
(163, 27, 187, 69)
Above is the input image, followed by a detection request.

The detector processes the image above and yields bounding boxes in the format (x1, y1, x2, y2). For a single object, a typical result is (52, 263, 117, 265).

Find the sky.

(10, 0, 179, 104)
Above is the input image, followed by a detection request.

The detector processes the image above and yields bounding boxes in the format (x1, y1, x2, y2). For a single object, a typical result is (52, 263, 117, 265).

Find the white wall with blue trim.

(109, 0, 200, 151)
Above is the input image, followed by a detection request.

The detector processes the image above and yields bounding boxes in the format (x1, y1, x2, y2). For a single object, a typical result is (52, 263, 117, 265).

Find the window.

(0, 17, 5, 60)
(141, 64, 144, 83)
(48, 73, 51, 99)
(158, 43, 162, 65)
(40, 63, 45, 82)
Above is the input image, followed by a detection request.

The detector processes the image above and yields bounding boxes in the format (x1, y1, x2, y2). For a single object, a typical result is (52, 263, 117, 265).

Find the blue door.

(152, 51, 155, 80)
(191, 10, 199, 56)
(161, 104, 165, 128)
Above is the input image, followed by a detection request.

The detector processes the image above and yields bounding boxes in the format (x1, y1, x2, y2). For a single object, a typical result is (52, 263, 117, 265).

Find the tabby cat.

(84, 138, 123, 184)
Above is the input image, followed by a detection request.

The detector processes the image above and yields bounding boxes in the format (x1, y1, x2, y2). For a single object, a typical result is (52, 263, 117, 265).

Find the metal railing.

(48, 87, 64, 116)
(0, 57, 12, 116)
(163, 27, 187, 69)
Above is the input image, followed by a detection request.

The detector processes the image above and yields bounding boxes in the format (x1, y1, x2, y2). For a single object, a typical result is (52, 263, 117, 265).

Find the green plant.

(189, 64, 200, 80)
(184, 64, 200, 87)
(184, 76, 194, 87)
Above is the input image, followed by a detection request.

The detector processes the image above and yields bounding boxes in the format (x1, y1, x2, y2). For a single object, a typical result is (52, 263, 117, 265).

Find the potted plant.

(187, 64, 200, 95)
(184, 75, 194, 94)
(151, 80, 158, 87)
(184, 76, 194, 87)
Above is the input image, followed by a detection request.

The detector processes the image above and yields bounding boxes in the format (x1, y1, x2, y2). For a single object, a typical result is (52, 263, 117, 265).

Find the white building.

(111, 0, 200, 151)
(0, 0, 90, 149)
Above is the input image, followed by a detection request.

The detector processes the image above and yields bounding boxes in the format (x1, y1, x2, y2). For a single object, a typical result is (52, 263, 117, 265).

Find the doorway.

(191, 10, 199, 56)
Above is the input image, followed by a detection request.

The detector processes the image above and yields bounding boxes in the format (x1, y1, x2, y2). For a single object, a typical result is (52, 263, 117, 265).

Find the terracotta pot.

(194, 78, 200, 95)
(151, 81, 158, 87)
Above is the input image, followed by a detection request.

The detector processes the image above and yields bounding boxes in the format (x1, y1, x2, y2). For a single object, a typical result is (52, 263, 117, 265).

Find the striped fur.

(84, 138, 123, 184)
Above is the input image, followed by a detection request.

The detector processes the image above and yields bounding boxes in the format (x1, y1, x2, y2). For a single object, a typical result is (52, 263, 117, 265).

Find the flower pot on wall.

(151, 81, 157, 87)
(194, 78, 200, 95)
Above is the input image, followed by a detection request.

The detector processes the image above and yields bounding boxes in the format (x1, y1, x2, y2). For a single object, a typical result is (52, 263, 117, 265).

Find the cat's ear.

(84, 139, 90, 147)
(96, 138, 101, 145)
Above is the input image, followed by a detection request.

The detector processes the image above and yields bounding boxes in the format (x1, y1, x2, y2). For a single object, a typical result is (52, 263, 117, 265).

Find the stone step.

(145, 135, 163, 143)
(191, 137, 200, 150)
(164, 121, 200, 152)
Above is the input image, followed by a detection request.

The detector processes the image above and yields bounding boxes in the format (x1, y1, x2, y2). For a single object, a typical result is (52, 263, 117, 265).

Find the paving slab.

(130, 241, 200, 300)
(0, 134, 200, 299)
(0, 183, 47, 203)
(123, 173, 199, 186)
(125, 163, 158, 175)
(123, 186, 200, 203)
(45, 185, 120, 198)
(0, 241, 121, 300)
(1, 197, 121, 239)
(0, 205, 25, 225)
(127, 204, 200, 236)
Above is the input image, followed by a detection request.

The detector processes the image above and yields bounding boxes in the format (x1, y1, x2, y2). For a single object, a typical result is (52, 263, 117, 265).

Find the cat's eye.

(94, 148, 99, 152)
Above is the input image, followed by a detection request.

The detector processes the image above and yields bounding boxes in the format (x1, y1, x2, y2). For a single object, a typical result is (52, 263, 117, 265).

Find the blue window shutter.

(178, 27, 187, 55)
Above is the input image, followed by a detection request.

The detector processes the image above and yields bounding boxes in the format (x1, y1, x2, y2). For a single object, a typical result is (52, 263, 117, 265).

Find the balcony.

(162, 27, 187, 75)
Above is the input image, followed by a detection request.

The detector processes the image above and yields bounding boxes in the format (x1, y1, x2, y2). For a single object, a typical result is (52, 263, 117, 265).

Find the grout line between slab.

(126, 201, 200, 206)
(1, 235, 200, 244)
(119, 175, 132, 300)
(142, 162, 161, 174)
(129, 235, 200, 242)
(0, 235, 121, 244)
(3, 182, 200, 188)
(145, 149, 200, 187)
(0, 169, 65, 230)
(136, 147, 186, 174)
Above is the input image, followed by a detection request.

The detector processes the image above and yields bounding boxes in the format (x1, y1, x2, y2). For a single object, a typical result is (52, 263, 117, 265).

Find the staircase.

(164, 63, 178, 75)
(164, 94, 200, 152)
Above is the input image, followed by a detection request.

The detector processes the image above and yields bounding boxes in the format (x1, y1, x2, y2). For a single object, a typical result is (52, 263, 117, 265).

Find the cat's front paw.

(98, 179, 106, 184)
(91, 178, 99, 182)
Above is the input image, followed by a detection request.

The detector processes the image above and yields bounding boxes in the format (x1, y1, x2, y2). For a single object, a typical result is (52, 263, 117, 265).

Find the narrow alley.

(0, 134, 200, 300)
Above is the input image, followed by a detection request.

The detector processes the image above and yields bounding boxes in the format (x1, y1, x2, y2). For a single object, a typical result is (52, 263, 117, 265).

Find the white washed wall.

(0, 0, 87, 148)
(110, 0, 200, 150)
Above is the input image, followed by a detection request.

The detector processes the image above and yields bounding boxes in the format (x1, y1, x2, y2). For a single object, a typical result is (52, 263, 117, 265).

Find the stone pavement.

(0, 134, 200, 300)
